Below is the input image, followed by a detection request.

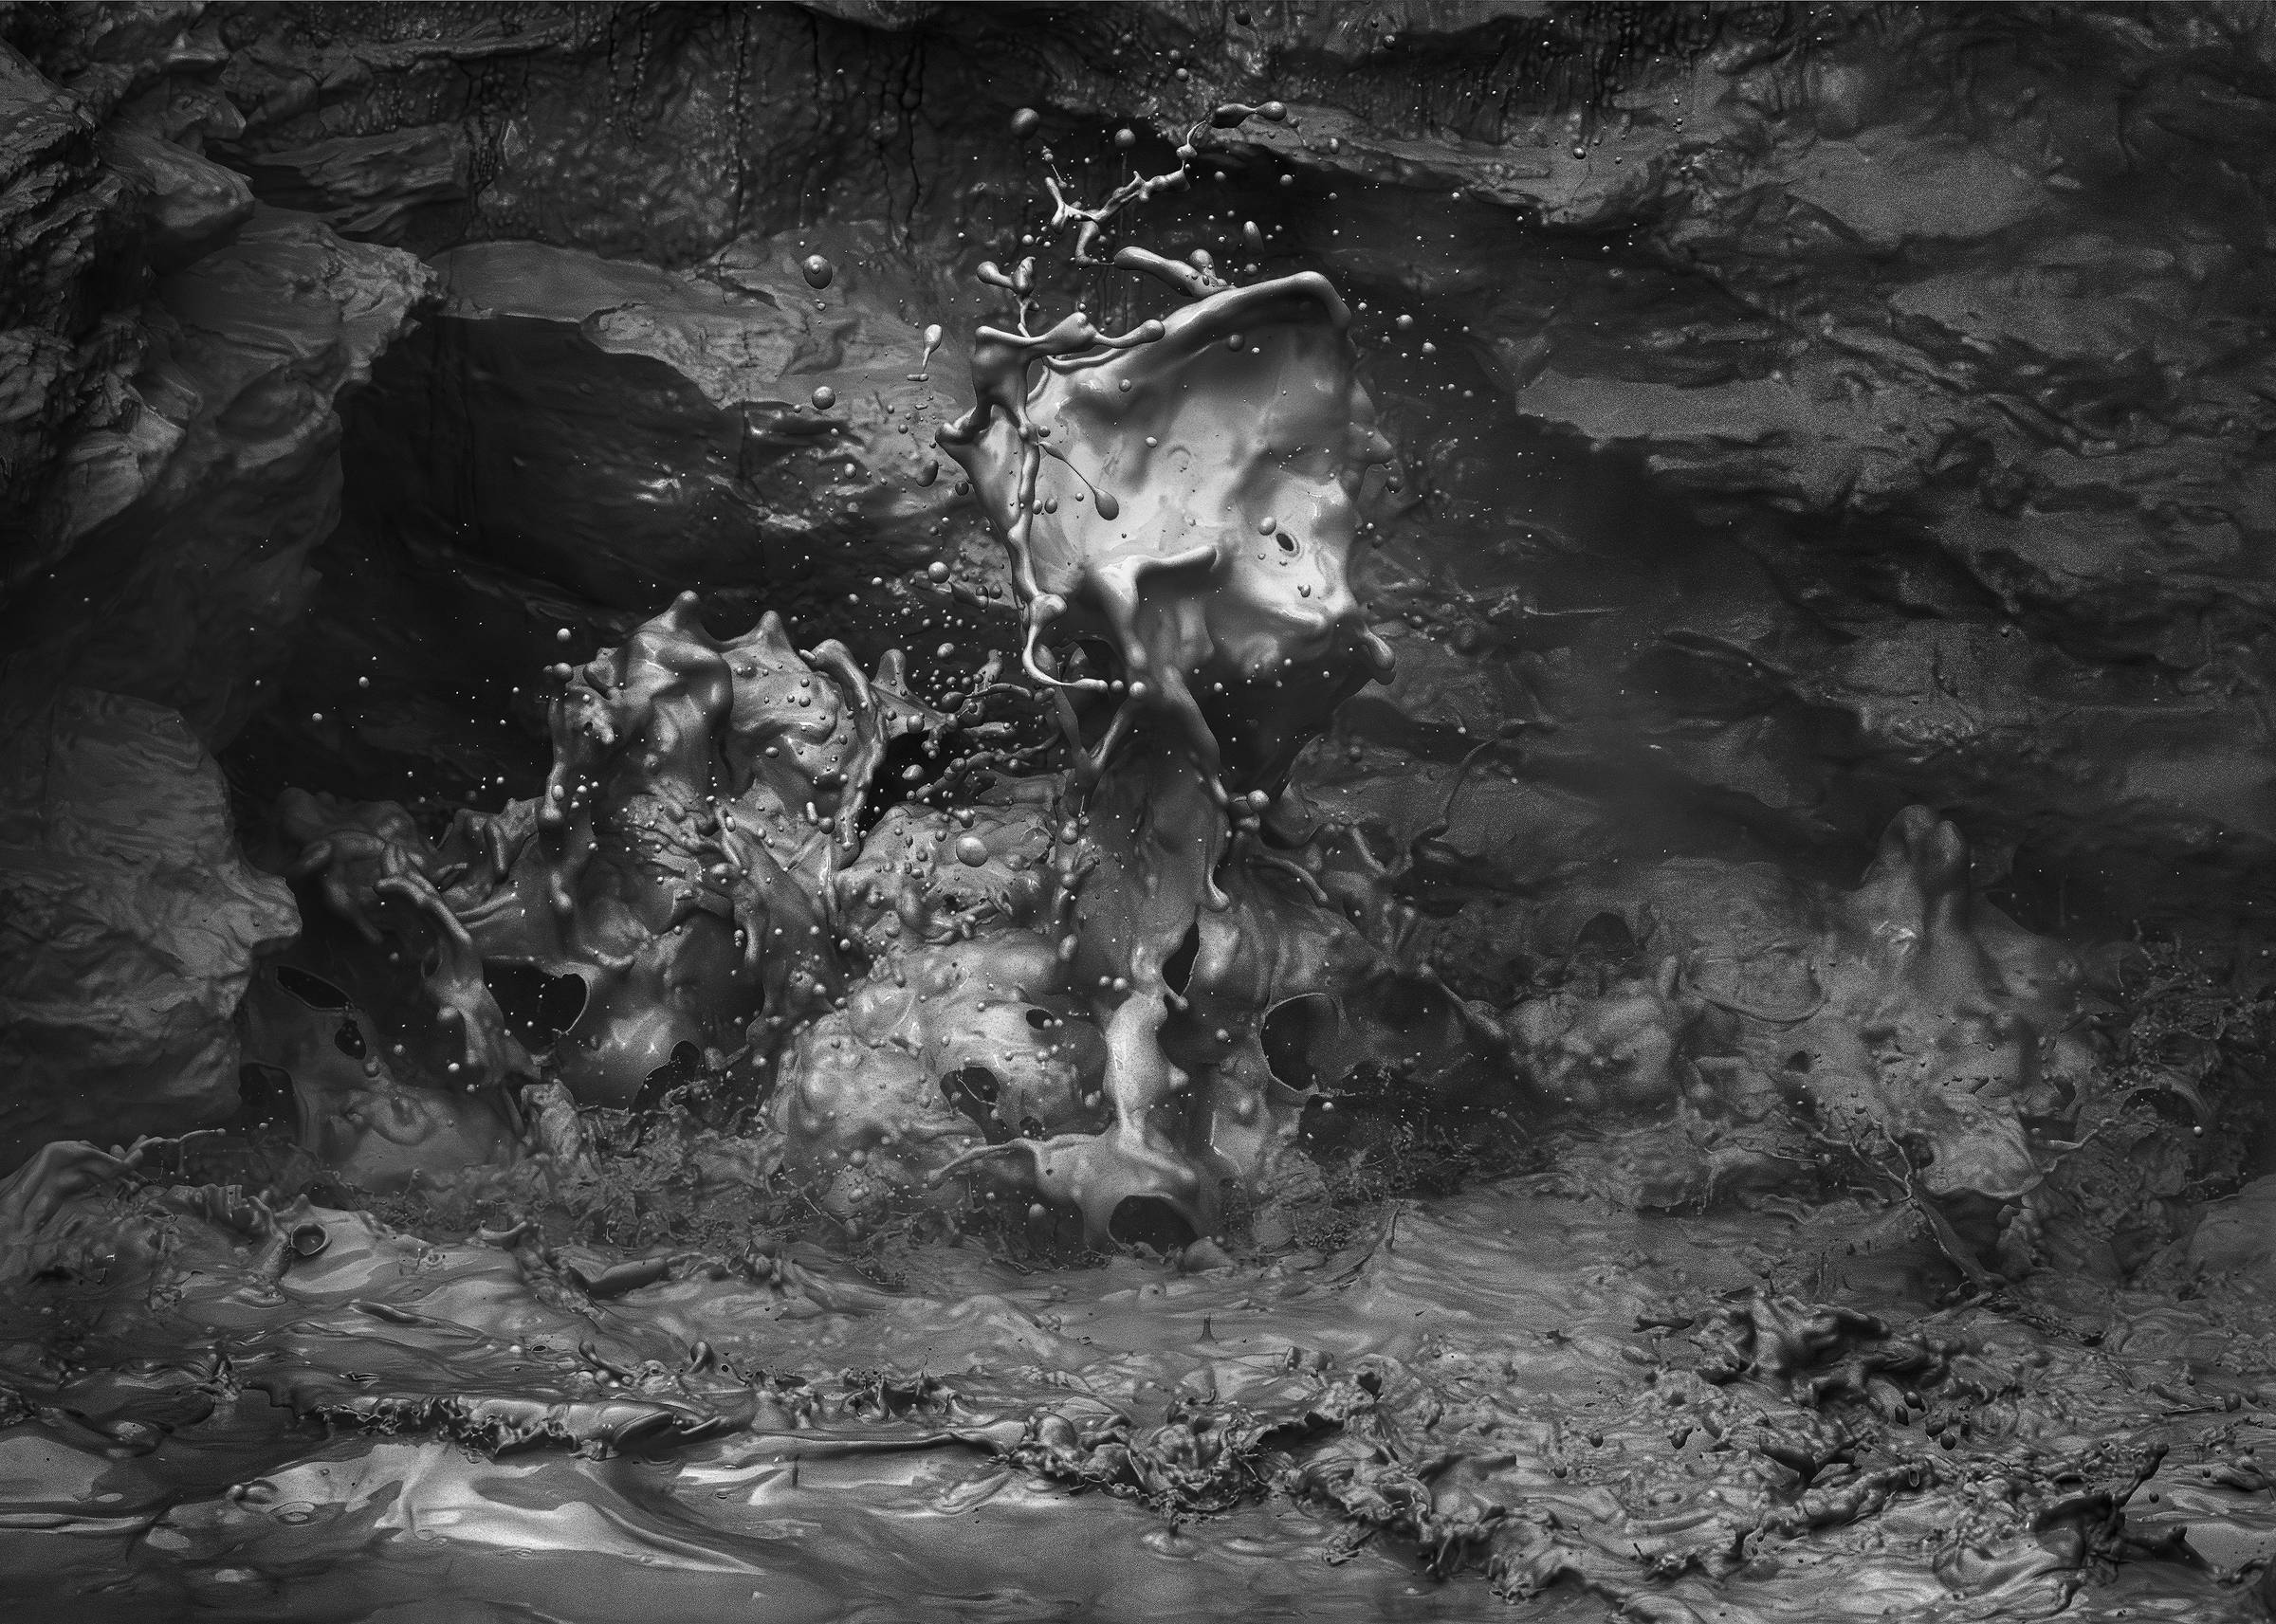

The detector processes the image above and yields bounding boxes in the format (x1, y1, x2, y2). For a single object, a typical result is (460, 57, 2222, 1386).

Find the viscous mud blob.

(794, 245, 1434, 1243)
(272, 593, 942, 1155)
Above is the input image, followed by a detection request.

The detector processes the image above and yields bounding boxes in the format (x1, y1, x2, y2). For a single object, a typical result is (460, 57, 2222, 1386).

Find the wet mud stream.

(6, 1148, 2273, 1622)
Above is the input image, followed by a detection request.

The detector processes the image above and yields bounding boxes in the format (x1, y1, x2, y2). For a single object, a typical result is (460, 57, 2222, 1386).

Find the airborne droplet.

(801, 254, 835, 289)
(812, 386, 836, 411)
(1012, 107, 1041, 138)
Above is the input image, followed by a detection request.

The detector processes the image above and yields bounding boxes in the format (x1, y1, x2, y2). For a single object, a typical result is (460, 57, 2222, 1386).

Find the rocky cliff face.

(1, 1, 2271, 1160)
(2, 5, 437, 1146)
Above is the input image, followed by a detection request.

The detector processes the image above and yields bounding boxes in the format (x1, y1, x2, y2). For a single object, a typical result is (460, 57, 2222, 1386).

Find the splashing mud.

(927, 245, 1403, 1243)
(6, 75, 2276, 1624)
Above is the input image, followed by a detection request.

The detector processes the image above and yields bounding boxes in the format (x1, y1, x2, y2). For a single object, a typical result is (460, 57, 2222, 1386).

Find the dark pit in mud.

(5, 6, 2276, 1621)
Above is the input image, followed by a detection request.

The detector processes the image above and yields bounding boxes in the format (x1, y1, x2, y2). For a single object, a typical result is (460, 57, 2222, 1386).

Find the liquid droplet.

(801, 254, 835, 289)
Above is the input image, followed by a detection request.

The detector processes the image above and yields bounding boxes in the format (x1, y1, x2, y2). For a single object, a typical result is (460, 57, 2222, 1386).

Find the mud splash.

(926, 265, 1399, 1239)
(5, 69, 2275, 1624)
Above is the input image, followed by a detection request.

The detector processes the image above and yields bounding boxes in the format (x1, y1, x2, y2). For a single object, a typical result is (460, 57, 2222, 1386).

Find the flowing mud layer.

(4, 1144, 2276, 1622)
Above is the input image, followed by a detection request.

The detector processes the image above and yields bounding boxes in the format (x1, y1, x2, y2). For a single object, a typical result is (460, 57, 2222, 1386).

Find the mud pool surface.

(6, 1152, 2274, 1623)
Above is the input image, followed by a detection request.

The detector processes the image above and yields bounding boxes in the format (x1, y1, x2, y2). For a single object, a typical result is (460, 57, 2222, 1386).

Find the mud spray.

(4, 100, 2275, 1624)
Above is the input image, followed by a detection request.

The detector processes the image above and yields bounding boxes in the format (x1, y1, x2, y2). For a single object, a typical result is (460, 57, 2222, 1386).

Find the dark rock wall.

(223, 224, 997, 807)
(3, 0, 2274, 1150)
(0, 688, 297, 1167)
(150, 0, 2276, 927)
(1, 3, 436, 1147)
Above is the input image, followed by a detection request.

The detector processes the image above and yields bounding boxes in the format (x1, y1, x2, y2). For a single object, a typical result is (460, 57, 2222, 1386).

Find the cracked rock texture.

(3, 0, 2274, 1148)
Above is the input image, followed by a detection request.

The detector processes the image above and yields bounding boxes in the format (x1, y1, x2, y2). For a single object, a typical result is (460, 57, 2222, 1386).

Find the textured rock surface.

(1283, 1, 2276, 930)
(0, 202, 437, 743)
(0, 688, 298, 1166)
(7, 0, 2240, 934)
(0, 36, 130, 557)
(2, 0, 2273, 1160)
(1, 5, 434, 1157)
(219, 222, 1001, 807)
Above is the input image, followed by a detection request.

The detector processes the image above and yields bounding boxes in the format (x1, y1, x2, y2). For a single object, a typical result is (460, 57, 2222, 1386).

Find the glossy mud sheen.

(6, 1147, 2276, 1623)
(5, 16, 2276, 1624)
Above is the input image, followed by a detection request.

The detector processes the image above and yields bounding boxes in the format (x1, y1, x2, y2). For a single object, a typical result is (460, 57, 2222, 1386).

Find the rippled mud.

(4, 1130, 2274, 1623)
